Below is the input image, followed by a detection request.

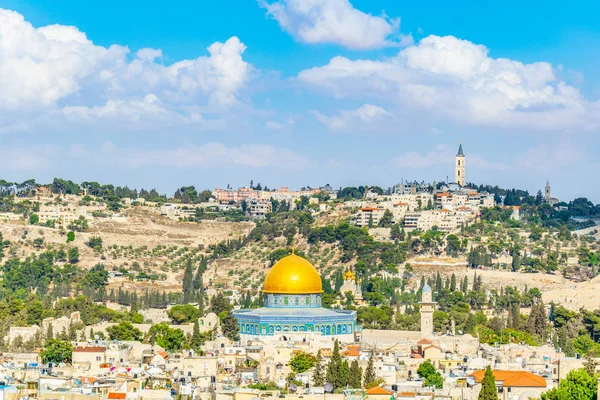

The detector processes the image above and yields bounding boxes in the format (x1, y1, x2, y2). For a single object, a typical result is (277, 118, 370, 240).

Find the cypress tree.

(182, 260, 194, 303)
(198, 274, 205, 317)
(478, 366, 498, 400)
(326, 340, 342, 389)
(363, 352, 376, 387)
(313, 351, 325, 386)
(46, 324, 54, 342)
(348, 360, 362, 388)
(450, 273, 457, 292)
(339, 359, 349, 389)
(191, 319, 203, 350)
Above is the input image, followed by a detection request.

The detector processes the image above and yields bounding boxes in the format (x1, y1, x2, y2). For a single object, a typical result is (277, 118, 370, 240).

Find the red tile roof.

(366, 386, 393, 395)
(469, 370, 546, 388)
(343, 346, 360, 357)
(73, 346, 105, 353)
(108, 393, 127, 399)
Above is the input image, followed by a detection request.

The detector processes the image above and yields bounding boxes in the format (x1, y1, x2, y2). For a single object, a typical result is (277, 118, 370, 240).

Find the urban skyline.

(0, 1, 599, 201)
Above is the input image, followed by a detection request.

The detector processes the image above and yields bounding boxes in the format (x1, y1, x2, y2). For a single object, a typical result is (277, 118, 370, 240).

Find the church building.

(455, 142, 465, 186)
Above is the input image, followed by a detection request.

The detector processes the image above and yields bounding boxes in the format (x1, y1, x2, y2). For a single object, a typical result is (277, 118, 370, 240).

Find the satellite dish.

(324, 383, 334, 393)
(289, 384, 297, 392)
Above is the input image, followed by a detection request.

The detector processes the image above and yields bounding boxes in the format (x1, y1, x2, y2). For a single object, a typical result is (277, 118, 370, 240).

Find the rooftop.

(469, 370, 546, 388)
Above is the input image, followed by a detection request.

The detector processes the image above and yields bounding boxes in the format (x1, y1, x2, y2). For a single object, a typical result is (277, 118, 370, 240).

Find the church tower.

(420, 284, 435, 338)
(455, 142, 465, 186)
(545, 181, 551, 202)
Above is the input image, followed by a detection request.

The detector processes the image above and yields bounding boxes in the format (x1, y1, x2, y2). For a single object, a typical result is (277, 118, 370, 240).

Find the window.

(96, 357, 101, 361)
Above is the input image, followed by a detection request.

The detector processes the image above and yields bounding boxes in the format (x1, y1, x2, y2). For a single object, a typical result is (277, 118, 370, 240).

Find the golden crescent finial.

(292, 246, 295, 255)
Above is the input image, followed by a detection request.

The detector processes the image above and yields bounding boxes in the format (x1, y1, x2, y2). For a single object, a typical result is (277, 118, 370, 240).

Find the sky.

(1, 0, 599, 201)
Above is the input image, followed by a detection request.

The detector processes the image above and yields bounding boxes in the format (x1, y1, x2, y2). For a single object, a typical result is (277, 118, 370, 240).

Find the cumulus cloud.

(516, 140, 582, 172)
(314, 104, 391, 130)
(0, 142, 309, 172)
(298, 35, 600, 130)
(258, 0, 409, 50)
(0, 146, 59, 171)
(392, 144, 454, 169)
(0, 8, 251, 131)
(91, 142, 309, 170)
(392, 144, 510, 171)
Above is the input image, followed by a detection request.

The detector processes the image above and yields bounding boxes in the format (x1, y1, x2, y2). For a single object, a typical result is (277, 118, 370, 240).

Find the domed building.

(233, 253, 357, 342)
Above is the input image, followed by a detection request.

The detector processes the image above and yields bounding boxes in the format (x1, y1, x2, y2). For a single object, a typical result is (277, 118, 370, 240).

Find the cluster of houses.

(352, 189, 495, 233)
(0, 321, 597, 400)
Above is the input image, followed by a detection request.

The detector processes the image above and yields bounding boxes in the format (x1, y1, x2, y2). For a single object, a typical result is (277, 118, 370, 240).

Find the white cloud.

(258, 0, 409, 50)
(298, 35, 600, 131)
(0, 142, 309, 173)
(314, 104, 390, 130)
(97, 142, 309, 170)
(266, 121, 286, 130)
(392, 144, 510, 171)
(0, 8, 251, 131)
(0, 146, 59, 171)
(392, 144, 454, 169)
(516, 140, 582, 172)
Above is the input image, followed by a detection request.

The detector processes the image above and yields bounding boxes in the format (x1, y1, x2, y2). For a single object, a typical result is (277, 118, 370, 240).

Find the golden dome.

(263, 254, 323, 294)
(344, 270, 356, 281)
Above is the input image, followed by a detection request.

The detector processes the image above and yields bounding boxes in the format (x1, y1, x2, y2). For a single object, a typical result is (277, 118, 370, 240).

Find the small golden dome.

(263, 254, 323, 294)
(344, 270, 356, 281)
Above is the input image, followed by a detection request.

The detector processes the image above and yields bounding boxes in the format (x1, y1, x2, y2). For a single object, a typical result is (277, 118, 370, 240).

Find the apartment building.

(355, 207, 385, 227)
(38, 205, 87, 225)
(247, 200, 272, 219)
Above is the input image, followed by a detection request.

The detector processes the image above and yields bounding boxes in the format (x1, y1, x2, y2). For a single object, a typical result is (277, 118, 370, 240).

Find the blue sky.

(1, 0, 599, 201)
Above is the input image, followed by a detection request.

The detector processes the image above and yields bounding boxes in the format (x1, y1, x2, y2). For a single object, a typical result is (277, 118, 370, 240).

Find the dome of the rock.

(263, 254, 322, 294)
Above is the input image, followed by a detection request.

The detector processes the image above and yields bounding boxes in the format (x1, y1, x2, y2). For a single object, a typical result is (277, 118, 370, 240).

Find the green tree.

(378, 210, 394, 228)
(541, 368, 597, 400)
(106, 322, 142, 341)
(67, 231, 75, 243)
(313, 351, 325, 386)
(210, 293, 232, 315)
(363, 352, 376, 387)
(86, 236, 103, 251)
(29, 214, 39, 225)
(219, 311, 239, 342)
(67, 247, 79, 263)
(168, 304, 200, 324)
(326, 340, 343, 389)
(478, 366, 498, 400)
(147, 323, 186, 351)
(417, 360, 443, 389)
(190, 319, 205, 350)
(290, 351, 316, 373)
(40, 339, 72, 364)
(348, 360, 362, 388)
(182, 260, 194, 303)
(339, 359, 349, 389)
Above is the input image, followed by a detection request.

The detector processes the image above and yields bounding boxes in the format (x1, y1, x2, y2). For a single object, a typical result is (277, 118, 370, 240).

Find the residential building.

(38, 205, 87, 225)
(469, 370, 547, 400)
(355, 207, 385, 227)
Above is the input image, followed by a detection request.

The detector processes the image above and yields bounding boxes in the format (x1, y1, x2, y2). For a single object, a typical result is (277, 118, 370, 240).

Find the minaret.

(455, 142, 465, 186)
(545, 181, 551, 202)
(420, 284, 435, 338)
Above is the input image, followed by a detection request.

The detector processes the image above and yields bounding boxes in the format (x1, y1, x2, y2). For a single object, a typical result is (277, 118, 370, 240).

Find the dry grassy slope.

(1, 207, 254, 272)
(3, 205, 599, 310)
(401, 261, 588, 310)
